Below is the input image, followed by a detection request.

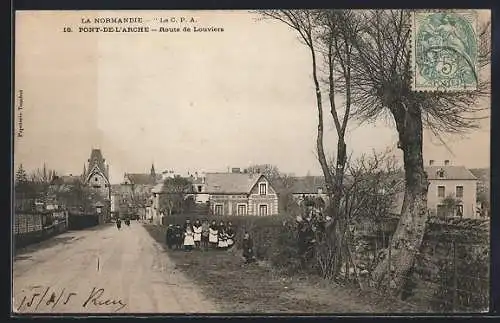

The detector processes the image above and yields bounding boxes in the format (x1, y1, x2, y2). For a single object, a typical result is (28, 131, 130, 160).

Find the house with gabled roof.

(425, 160, 478, 218)
(289, 176, 329, 206)
(203, 170, 279, 216)
(150, 168, 279, 219)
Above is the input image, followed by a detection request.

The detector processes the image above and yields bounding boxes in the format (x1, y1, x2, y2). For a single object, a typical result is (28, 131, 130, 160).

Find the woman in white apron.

(209, 220, 218, 249)
(218, 221, 228, 249)
(226, 221, 235, 249)
(193, 219, 202, 249)
(183, 219, 195, 251)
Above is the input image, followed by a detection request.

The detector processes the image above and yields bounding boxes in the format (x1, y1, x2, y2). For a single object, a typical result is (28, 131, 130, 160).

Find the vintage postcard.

(12, 10, 491, 314)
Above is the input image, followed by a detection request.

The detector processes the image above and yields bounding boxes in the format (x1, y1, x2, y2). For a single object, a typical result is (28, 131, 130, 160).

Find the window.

(259, 204, 268, 216)
(437, 168, 445, 178)
(456, 186, 464, 198)
(237, 204, 247, 215)
(215, 204, 223, 216)
(259, 183, 267, 195)
(437, 186, 445, 198)
(95, 177, 98, 182)
(197, 185, 202, 193)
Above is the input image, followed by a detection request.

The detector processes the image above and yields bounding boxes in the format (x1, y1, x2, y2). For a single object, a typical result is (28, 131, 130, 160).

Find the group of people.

(166, 219, 236, 251)
(115, 217, 131, 230)
(165, 218, 256, 263)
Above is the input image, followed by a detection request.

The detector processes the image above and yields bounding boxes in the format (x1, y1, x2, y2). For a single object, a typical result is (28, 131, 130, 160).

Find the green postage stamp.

(411, 11, 478, 92)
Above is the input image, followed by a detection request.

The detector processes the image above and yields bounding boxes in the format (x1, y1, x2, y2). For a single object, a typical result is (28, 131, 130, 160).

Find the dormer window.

(437, 168, 445, 178)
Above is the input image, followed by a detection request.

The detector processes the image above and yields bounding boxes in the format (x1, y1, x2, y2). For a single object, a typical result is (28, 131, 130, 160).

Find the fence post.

(388, 238, 392, 292)
(452, 240, 458, 312)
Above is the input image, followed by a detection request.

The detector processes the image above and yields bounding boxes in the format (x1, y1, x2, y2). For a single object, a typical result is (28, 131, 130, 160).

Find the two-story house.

(204, 170, 279, 216)
(426, 160, 478, 218)
(150, 168, 279, 219)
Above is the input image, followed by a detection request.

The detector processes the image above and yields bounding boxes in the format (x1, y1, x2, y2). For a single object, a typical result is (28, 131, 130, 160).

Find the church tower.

(85, 148, 111, 201)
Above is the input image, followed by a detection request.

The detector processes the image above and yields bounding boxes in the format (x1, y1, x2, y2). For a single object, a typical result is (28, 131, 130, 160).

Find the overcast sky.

(14, 10, 490, 184)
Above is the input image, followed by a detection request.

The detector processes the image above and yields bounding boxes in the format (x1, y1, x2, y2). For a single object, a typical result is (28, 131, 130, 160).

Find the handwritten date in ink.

(16, 286, 126, 312)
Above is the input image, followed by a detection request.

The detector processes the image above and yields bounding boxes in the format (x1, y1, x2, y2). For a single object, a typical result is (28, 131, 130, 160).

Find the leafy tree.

(15, 164, 28, 183)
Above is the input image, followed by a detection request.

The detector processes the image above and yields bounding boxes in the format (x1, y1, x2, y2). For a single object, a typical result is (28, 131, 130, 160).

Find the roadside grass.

(144, 223, 427, 313)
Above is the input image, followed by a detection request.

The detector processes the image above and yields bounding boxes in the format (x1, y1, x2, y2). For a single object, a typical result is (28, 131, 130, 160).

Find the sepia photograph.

(12, 9, 491, 314)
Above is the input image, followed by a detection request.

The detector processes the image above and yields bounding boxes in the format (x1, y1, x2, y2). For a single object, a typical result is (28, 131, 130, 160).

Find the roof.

(469, 168, 490, 183)
(289, 176, 327, 194)
(203, 172, 264, 194)
(425, 166, 477, 180)
(51, 175, 82, 185)
(124, 173, 160, 185)
(89, 149, 104, 163)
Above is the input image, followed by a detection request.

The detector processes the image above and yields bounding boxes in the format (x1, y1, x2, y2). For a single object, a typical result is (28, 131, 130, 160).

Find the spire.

(83, 164, 87, 177)
(151, 163, 156, 178)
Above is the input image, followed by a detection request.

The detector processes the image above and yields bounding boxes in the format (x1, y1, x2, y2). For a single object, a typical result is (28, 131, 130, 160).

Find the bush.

(431, 243, 489, 312)
(269, 226, 302, 275)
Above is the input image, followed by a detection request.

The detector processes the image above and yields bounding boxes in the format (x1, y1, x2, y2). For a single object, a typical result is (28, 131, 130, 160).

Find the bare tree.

(159, 176, 192, 215)
(245, 164, 281, 182)
(258, 9, 362, 276)
(344, 10, 490, 296)
(315, 148, 404, 282)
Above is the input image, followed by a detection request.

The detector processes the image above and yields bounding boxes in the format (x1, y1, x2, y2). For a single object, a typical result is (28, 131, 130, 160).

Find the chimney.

(444, 160, 450, 166)
(429, 160, 434, 166)
(195, 172, 198, 179)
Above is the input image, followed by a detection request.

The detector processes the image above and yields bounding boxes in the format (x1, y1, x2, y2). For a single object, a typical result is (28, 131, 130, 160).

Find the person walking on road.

(193, 219, 202, 249)
(116, 218, 122, 230)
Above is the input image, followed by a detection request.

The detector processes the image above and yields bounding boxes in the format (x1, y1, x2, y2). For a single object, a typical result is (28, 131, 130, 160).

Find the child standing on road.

(226, 221, 235, 249)
(209, 220, 218, 249)
(218, 221, 228, 250)
(193, 219, 202, 249)
(166, 224, 175, 249)
(242, 232, 255, 264)
(201, 218, 210, 251)
(183, 219, 195, 251)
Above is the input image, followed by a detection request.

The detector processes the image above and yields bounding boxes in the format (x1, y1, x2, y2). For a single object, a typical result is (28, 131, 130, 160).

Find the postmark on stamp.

(411, 11, 478, 92)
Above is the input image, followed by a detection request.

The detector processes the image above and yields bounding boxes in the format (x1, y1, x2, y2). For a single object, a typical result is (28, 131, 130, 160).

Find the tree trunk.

(371, 101, 429, 297)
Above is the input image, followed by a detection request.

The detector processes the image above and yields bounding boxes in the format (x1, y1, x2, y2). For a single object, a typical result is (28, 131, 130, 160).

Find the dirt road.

(13, 222, 218, 314)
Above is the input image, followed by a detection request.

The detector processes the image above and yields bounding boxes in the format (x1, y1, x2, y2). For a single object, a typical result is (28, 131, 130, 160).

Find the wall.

(88, 172, 111, 200)
(14, 211, 69, 250)
(427, 179, 477, 218)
